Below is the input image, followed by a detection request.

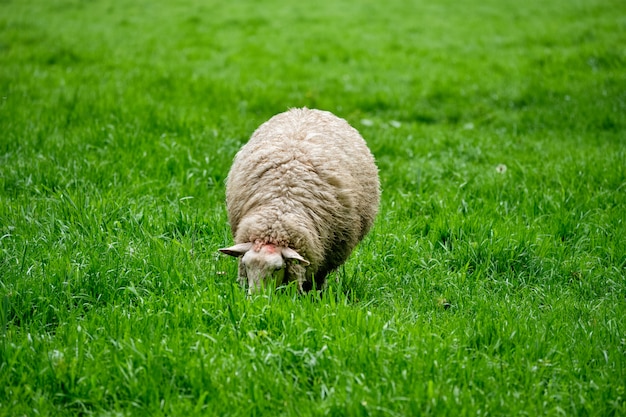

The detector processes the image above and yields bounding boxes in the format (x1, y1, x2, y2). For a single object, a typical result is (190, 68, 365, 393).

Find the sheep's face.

(219, 242, 310, 294)
(241, 245, 286, 293)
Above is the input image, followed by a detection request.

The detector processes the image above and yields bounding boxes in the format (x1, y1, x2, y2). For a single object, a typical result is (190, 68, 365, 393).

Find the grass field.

(1, 0, 625, 415)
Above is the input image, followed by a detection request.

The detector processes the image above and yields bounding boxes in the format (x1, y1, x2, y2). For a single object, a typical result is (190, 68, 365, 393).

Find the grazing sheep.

(219, 108, 380, 293)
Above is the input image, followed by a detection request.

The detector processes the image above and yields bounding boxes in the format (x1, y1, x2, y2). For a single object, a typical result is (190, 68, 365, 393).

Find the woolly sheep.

(219, 108, 380, 293)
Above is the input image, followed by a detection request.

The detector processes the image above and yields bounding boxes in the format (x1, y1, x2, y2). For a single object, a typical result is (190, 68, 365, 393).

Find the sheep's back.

(225, 108, 379, 268)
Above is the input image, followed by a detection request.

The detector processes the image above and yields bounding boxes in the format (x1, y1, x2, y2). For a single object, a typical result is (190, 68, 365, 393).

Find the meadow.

(1, 0, 625, 415)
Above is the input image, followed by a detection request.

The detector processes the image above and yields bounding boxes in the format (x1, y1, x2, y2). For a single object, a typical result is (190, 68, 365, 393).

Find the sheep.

(219, 108, 380, 293)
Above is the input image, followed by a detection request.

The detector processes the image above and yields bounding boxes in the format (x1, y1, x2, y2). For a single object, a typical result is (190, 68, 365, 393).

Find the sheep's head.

(219, 242, 309, 293)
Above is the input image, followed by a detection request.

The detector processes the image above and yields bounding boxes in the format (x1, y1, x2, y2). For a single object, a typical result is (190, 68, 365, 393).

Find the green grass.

(1, 0, 625, 415)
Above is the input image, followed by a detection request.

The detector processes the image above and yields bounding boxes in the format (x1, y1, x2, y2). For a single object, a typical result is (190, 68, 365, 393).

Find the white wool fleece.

(221, 108, 380, 292)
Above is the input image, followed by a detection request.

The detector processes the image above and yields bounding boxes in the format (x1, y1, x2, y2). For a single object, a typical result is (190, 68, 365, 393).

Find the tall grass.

(1, 0, 625, 415)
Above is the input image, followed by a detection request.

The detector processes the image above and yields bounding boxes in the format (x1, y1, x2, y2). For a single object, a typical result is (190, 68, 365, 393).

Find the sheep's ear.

(219, 242, 253, 257)
(282, 247, 310, 266)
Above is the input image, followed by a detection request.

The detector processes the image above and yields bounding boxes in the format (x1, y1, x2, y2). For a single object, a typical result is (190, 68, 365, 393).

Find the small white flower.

(49, 349, 64, 364)
(496, 164, 507, 174)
